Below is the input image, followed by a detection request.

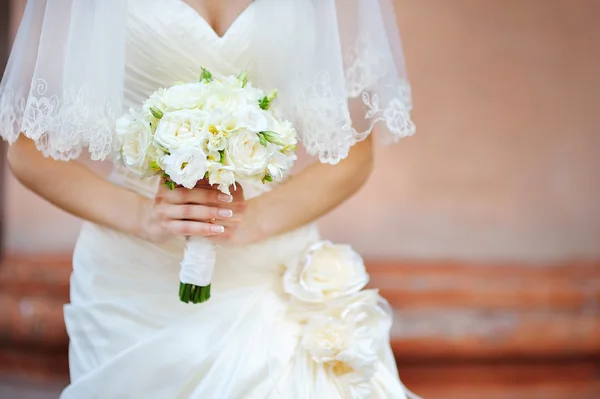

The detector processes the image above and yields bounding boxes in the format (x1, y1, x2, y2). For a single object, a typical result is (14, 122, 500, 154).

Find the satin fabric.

(61, 1, 413, 397)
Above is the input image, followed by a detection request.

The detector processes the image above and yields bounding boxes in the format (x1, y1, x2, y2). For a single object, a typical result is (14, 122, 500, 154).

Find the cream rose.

(160, 83, 208, 110)
(269, 118, 298, 148)
(141, 88, 168, 119)
(115, 110, 155, 177)
(233, 106, 269, 133)
(283, 241, 369, 303)
(225, 130, 271, 178)
(154, 109, 207, 152)
(163, 147, 208, 189)
(203, 88, 246, 114)
(266, 151, 296, 181)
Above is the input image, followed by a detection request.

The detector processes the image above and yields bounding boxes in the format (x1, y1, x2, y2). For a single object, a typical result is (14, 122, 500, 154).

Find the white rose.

(207, 162, 236, 195)
(266, 150, 296, 181)
(116, 111, 156, 177)
(233, 106, 269, 133)
(243, 84, 265, 103)
(161, 83, 208, 110)
(218, 114, 243, 135)
(269, 117, 298, 148)
(207, 131, 227, 153)
(218, 75, 244, 89)
(141, 88, 168, 119)
(203, 89, 246, 114)
(154, 109, 207, 152)
(163, 147, 208, 189)
(283, 241, 369, 303)
(225, 130, 271, 178)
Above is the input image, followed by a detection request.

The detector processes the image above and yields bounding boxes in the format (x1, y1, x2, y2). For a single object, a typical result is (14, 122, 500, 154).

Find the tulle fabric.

(248, 0, 416, 163)
(0, 0, 414, 164)
(0, 0, 126, 160)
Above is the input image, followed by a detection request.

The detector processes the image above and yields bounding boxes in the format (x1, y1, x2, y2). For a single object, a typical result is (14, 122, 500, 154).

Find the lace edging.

(294, 33, 415, 165)
(0, 79, 117, 161)
(295, 72, 415, 165)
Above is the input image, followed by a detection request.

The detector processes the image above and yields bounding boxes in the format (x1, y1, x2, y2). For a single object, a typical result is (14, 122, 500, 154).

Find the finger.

(194, 179, 216, 188)
(157, 204, 233, 222)
(212, 217, 241, 229)
(159, 187, 233, 205)
(162, 220, 225, 236)
(230, 184, 244, 199)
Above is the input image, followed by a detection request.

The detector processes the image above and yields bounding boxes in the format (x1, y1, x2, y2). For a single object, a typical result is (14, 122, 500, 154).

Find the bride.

(1, 0, 417, 398)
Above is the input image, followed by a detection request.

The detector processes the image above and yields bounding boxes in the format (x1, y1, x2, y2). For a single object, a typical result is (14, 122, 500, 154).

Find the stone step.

(400, 360, 600, 399)
(0, 255, 70, 299)
(2, 256, 599, 311)
(0, 255, 599, 360)
(1, 360, 599, 399)
(0, 294, 66, 349)
(369, 261, 600, 311)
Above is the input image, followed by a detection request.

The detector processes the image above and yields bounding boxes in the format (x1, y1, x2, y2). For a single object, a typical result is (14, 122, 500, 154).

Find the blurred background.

(1, 0, 600, 398)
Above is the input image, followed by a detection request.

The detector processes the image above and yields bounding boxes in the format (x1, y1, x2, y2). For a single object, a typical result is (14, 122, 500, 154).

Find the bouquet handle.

(179, 236, 215, 303)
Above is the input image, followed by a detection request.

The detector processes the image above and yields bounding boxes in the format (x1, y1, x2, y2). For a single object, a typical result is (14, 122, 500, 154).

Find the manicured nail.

(210, 225, 225, 233)
(218, 209, 233, 218)
(218, 194, 233, 203)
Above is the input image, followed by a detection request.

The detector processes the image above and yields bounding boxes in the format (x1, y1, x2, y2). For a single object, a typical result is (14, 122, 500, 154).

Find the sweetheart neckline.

(176, 0, 256, 40)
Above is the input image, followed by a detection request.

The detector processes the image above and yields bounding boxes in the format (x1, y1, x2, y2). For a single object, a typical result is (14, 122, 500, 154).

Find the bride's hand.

(139, 180, 246, 243)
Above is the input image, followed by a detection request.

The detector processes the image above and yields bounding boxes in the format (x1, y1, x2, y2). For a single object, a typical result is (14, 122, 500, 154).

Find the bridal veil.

(0, 0, 414, 164)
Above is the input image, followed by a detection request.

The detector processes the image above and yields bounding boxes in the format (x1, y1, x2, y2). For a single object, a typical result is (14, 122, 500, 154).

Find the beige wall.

(3, 0, 600, 260)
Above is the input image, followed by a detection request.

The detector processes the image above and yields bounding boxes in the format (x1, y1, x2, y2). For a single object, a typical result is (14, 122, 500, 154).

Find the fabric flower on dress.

(300, 289, 393, 398)
(283, 241, 369, 304)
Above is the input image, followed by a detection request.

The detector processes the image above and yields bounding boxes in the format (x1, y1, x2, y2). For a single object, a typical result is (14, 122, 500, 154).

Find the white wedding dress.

(56, 1, 415, 398)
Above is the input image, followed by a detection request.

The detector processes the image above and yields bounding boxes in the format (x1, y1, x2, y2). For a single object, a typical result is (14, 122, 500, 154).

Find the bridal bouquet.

(115, 68, 297, 304)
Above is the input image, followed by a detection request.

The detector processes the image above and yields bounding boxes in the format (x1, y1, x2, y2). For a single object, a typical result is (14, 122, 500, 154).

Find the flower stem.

(179, 282, 211, 304)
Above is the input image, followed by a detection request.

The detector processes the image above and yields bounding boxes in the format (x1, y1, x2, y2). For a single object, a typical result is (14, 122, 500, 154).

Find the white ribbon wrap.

(179, 237, 216, 287)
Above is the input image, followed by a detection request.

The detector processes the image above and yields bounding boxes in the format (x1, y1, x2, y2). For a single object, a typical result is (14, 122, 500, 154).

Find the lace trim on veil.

(0, 79, 116, 161)
(296, 36, 415, 164)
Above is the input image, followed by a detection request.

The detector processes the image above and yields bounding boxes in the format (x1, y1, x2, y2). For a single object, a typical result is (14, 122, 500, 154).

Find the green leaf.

(162, 174, 176, 190)
(200, 67, 213, 82)
(238, 70, 249, 87)
(258, 89, 278, 110)
(219, 150, 226, 165)
(149, 106, 164, 119)
(257, 133, 267, 147)
(163, 180, 176, 190)
(262, 174, 273, 184)
(150, 160, 161, 171)
(260, 130, 284, 146)
(258, 96, 269, 110)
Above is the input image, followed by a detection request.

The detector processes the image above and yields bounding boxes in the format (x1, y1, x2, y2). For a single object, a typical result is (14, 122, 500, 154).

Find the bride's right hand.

(138, 181, 235, 243)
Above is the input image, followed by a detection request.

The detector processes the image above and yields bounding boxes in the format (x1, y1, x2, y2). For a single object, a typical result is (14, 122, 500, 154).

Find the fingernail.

(218, 209, 233, 218)
(218, 194, 233, 203)
(210, 225, 225, 233)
